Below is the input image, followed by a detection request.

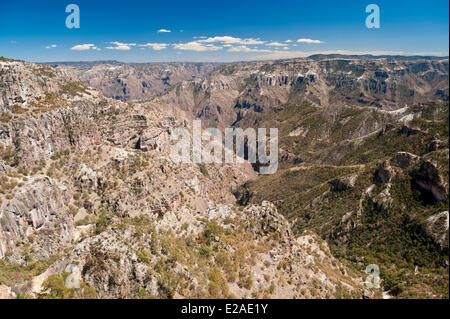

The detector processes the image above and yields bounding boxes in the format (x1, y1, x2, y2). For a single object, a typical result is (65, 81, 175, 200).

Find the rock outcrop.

(52, 61, 218, 102)
(413, 161, 448, 202)
(375, 161, 395, 184)
(330, 174, 358, 191)
(0, 175, 74, 260)
(390, 152, 420, 169)
(159, 57, 449, 129)
(1, 56, 448, 299)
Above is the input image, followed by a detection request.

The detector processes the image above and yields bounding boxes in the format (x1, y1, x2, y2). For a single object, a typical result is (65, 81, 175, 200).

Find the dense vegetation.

(239, 101, 449, 298)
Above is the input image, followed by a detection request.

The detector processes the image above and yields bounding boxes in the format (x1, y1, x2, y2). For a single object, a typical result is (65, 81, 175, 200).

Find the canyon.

(0, 54, 448, 298)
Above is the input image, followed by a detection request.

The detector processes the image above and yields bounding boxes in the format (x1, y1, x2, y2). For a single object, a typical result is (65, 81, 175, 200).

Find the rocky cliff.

(50, 61, 218, 102)
(0, 59, 370, 299)
(160, 56, 448, 129)
(1, 55, 448, 299)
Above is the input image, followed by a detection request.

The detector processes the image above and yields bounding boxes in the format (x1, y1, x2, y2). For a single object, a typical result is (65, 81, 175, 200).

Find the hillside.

(0, 58, 370, 299)
(159, 56, 449, 130)
(50, 61, 218, 102)
(0, 55, 448, 299)
(154, 55, 449, 298)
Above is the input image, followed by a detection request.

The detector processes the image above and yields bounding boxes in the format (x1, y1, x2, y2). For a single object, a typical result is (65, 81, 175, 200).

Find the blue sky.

(0, 0, 448, 62)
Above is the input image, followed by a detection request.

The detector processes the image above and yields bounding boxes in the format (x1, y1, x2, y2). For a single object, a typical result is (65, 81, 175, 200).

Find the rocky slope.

(49, 61, 218, 102)
(202, 57, 448, 298)
(160, 56, 448, 129)
(147, 54, 448, 298)
(1, 54, 448, 299)
(0, 58, 370, 299)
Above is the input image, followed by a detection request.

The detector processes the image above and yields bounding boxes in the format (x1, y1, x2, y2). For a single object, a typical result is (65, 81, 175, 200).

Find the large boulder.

(77, 164, 100, 190)
(329, 174, 358, 192)
(426, 211, 449, 249)
(374, 185, 394, 211)
(375, 161, 395, 184)
(244, 201, 292, 241)
(390, 152, 420, 169)
(398, 125, 420, 136)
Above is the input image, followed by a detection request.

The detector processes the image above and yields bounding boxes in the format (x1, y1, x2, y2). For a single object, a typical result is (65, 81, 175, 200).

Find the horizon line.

(38, 53, 450, 65)
(3, 53, 449, 65)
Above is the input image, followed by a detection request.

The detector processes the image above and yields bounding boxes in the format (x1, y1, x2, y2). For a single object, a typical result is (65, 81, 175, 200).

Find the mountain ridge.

(0, 55, 448, 299)
(0, 58, 373, 299)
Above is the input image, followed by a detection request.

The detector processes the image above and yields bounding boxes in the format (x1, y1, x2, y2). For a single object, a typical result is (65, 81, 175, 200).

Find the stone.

(375, 161, 395, 183)
(330, 174, 358, 192)
(0, 284, 14, 299)
(65, 264, 82, 289)
(390, 152, 420, 169)
(413, 161, 448, 202)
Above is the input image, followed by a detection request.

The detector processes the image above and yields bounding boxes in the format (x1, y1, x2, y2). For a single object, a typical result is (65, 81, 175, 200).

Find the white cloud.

(157, 29, 171, 33)
(266, 42, 285, 47)
(199, 36, 265, 45)
(227, 46, 272, 53)
(285, 40, 293, 43)
(173, 41, 222, 51)
(106, 41, 136, 50)
(70, 44, 96, 51)
(139, 43, 168, 50)
(172, 36, 273, 53)
(297, 38, 324, 44)
(45, 44, 57, 49)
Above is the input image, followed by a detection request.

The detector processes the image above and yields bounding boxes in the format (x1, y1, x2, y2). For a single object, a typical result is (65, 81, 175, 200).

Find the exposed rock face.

(0, 59, 372, 299)
(159, 57, 448, 129)
(17, 201, 364, 299)
(426, 211, 449, 249)
(77, 164, 100, 191)
(375, 161, 395, 184)
(1, 56, 448, 299)
(0, 160, 11, 173)
(1, 102, 101, 168)
(0, 60, 254, 261)
(0, 175, 74, 260)
(51, 61, 218, 101)
(0, 61, 81, 107)
(390, 152, 420, 169)
(413, 161, 448, 202)
(398, 125, 421, 137)
(0, 284, 14, 299)
(427, 140, 443, 152)
(373, 184, 394, 211)
(330, 174, 358, 191)
(244, 201, 293, 238)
